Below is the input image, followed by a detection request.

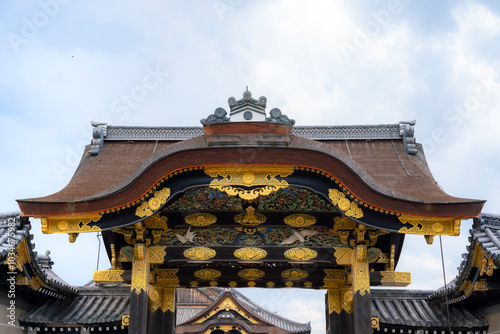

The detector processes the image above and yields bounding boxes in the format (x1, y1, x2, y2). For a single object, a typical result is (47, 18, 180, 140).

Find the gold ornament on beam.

(194, 269, 221, 280)
(184, 247, 216, 261)
(184, 213, 217, 226)
(238, 268, 265, 280)
(234, 247, 267, 261)
(41, 215, 102, 234)
(283, 214, 317, 227)
(281, 269, 309, 280)
(234, 206, 266, 225)
(135, 188, 171, 218)
(380, 271, 411, 287)
(284, 247, 317, 261)
(398, 216, 460, 236)
(204, 166, 294, 200)
(328, 189, 363, 219)
(93, 270, 124, 282)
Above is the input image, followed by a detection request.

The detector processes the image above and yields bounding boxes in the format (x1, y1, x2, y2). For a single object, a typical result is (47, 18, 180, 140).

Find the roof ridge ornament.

(399, 120, 418, 155)
(89, 122, 108, 156)
(201, 90, 295, 126)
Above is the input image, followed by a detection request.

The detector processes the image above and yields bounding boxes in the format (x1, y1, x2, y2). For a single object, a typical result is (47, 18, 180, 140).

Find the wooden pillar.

(146, 269, 179, 334)
(352, 244, 371, 334)
(129, 243, 149, 333)
(325, 287, 354, 334)
(147, 286, 176, 334)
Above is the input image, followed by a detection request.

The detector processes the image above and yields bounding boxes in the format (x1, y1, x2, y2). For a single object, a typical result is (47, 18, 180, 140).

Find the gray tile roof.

(372, 289, 488, 331)
(473, 213, 500, 264)
(0, 212, 76, 296)
(101, 123, 403, 141)
(20, 287, 130, 325)
(429, 213, 500, 305)
(0, 212, 29, 258)
(232, 289, 311, 333)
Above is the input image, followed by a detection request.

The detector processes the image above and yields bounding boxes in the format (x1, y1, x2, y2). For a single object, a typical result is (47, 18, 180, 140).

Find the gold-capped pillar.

(147, 269, 179, 334)
(323, 269, 353, 334)
(351, 244, 371, 334)
(129, 243, 149, 333)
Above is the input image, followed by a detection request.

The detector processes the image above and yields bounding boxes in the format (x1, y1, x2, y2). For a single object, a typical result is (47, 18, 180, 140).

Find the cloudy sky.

(1, 1, 499, 332)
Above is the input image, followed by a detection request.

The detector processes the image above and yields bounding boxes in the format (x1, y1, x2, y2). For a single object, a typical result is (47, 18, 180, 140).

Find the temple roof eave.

(17, 130, 484, 219)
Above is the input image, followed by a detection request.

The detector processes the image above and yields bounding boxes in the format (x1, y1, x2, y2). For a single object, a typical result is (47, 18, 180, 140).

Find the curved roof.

(17, 122, 484, 218)
(0, 213, 76, 297)
(231, 289, 311, 333)
(0, 212, 29, 258)
(372, 289, 488, 330)
(429, 213, 500, 304)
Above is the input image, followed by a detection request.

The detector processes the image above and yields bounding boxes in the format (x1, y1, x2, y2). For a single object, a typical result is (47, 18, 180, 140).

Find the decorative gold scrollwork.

(234, 206, 266, 225)
(93, 270, 124, 282)
(380, 271, 411, 287)
(234, 247, 267, 261)
(238, 268, 265, 280)
(184, 213, 217, 226)
(205, 166, 294, 200)
(194, 269, 221, 280)
(41, 215, 102, 234)
(183, 247, 216, 261)
(284, 247, 317, 261)
(283, 214, 317, 227)
(398, 216, 460, 236)
(136, 188, 171, 218)
(328, 189, 363, 218)
(281, 269, 309, 280)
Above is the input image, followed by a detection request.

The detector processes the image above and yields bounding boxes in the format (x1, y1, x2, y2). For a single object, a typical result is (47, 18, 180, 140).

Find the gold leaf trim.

(184, 247, 216, 261)
(328, 189, 363, 218)
(238, 268, 265, 280)
(184, 213, 217, 226)
(398, 216, 460, 236)
(283, 214, 317, 227)
(281, 269, 309, 280)
(93, 270, 124, 282)
(205, 166, 294, 200)
(234, 247, 267, 261)
(136, 188, 171, 218)
(234, 206, 266, 226)
(380, 271, 411, 287)
(41, 215, 102, 234)
(194, 269, 221, 280)
(148, 246, 167, 264)
(284, 247, 317, 261)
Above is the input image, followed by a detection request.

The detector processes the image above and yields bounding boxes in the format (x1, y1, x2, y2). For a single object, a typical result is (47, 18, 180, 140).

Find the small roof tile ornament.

(201, 90, 295, 126)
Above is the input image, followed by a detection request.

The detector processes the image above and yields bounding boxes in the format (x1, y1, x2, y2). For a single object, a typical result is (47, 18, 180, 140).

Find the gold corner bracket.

(398, 216, 461, 236)
(41, 215, 102, 234)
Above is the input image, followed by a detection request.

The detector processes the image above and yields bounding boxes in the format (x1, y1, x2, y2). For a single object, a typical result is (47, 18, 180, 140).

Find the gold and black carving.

(398, 215, 460, 236)
(41, 215, 102, 234)
(205, 166, 294, 200)
(281, 269, 309, 280)
(184, 247, 216, 261)
(234, 206, 266, 225)
(238, 268, 265, 280)
(194, 268, 221, 280)
(184, 213, 217, 226)
(284, 247, 317, 261)
(93, 270, 124, 282)
(136, 188, 171, 218)
(283, 214, 316, 227)
(234, 247, 267, 261)
(328, 189, 363, 218)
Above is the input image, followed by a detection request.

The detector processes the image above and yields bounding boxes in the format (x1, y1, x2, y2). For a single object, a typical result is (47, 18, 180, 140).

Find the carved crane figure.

(176, 227, 196, 244)
(280, 229, 319, 245)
